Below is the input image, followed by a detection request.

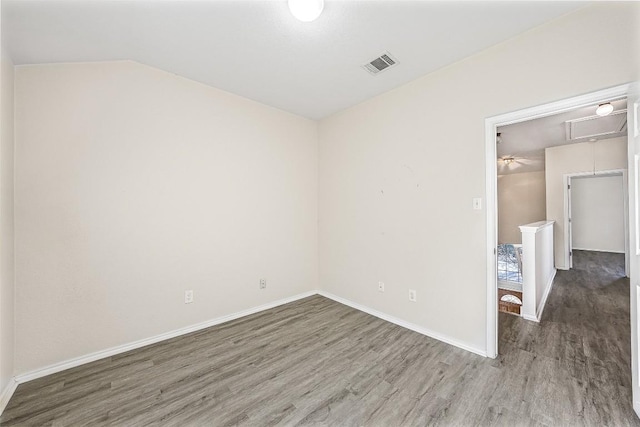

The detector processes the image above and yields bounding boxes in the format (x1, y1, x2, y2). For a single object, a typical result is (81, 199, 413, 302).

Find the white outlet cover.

(185, 290, 194, 304)
(378, 281, 385, 292)
(409, 289, 417, 302)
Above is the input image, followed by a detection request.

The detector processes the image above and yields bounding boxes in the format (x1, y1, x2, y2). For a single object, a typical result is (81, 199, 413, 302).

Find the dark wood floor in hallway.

(498, 249, 637, 426)
(2, 250, 638, 426)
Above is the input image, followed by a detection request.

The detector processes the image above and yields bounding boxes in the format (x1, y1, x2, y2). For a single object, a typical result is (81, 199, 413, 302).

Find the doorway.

(485, 82, 640, 416)
(565, 171, 629, 275)
(485, 85, 635, 358)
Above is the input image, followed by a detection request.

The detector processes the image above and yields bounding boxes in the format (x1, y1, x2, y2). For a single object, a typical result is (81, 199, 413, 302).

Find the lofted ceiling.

(3, 0, 586, 119)
(497, 99, 628, 175)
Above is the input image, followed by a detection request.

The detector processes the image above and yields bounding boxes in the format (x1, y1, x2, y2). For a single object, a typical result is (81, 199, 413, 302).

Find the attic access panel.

(565, 110, 627, 141)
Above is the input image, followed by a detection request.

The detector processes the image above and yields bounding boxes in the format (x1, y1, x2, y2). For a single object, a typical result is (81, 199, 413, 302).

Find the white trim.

(626, 84, 640, 420)
(10, 288, 489, 391)
(521, 313, 538, 322)
(485, 119, 499, 359)
(519, 220, 554, 233)
(14, 291, 317, 384)
(521, 269, 556, 323)
(565, 174, 573, 269)
(485, 83, 631, 359)
(0, 378, 18, 415)
(317, 290, 487, 357)
(490, 85, 630, 128)
(635, 154, 640, 255)
(536, 268, 557, 321)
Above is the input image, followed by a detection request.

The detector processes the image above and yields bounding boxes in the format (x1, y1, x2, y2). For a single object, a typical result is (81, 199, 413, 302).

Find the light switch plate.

(473, 198, 482, 210)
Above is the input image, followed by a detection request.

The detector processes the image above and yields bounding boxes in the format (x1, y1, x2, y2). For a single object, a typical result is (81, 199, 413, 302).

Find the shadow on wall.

(497, 171, 546, 245)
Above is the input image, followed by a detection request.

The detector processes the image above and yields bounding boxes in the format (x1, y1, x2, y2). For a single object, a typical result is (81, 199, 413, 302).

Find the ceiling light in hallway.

(596, 103, 614, 117)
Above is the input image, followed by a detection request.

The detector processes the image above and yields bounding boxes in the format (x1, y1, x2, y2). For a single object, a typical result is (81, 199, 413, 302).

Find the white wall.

(498, 171, 546, 244)
(14, 61, 318, 374)
(10, 3, 640, 374)
(318, 3, 639, 354)
(571, 174, 625, 253)
(546, 137, 627, 268)
(0, 17, 15, 395)
(519, 221, 555, 322)
(534, 224, 554, 314)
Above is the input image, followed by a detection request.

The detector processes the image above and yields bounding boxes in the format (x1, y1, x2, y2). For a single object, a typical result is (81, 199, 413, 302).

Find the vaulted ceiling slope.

(3, 1, 586, 119)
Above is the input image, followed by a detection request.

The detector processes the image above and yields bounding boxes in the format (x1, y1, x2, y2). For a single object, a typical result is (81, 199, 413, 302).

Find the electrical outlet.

(378, 281, 385, 292)
(409, 289, 417, 302)
(184, 290, 194, 304)
(260, 278, 267, 289)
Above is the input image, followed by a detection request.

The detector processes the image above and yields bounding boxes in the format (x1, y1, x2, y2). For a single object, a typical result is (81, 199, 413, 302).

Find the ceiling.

(497, 99, 628, 175)
(3, 1, 586, 119)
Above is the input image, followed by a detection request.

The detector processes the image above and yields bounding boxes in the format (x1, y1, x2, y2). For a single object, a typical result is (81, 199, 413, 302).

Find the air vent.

(362, 52, 398, 75)
(565, 110, 627, 141)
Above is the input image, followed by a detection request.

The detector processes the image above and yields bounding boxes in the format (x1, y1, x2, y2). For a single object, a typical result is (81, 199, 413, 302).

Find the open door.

(627, 82, 640, 416)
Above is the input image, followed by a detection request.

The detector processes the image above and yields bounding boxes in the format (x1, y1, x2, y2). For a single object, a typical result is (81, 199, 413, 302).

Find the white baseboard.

(317, 291, 487, 357)
(11, 288, 489, 400)
(0, 378, 18, 415)
(522, 269, 557, 323)
(14, 290, 318, 385)
(536, 268, 557, 321)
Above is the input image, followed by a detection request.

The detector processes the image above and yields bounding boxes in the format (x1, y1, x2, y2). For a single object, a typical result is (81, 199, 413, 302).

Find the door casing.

(563, 170, 629, 276)
(485, 84, 632, 356)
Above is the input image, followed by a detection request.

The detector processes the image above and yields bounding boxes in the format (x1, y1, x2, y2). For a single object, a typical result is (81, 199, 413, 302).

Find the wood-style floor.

(2, 250, 638, 426)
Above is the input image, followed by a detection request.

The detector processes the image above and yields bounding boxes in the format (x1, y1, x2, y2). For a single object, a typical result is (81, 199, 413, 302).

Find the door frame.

(563, 170, 629, 276)
(485, 83, 632, 360)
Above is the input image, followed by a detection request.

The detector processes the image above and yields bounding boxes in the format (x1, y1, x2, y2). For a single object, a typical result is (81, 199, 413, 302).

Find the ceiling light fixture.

(596, 102, 614, 117)
(288, 0, 324, 22)
(503, 157, 515, 165)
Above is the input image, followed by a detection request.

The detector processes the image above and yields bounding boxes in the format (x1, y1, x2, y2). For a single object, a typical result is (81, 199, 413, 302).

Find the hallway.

(499, 249, 636, 425)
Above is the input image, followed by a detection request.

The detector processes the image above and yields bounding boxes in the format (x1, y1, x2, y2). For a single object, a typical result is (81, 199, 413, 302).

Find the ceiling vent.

(362, 52, 398, 75)
(565, 110, 627, 141)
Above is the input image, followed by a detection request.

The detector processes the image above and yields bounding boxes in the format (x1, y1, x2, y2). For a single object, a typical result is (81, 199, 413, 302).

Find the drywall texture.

(498, 171, 546, 244)
(318, 3, 639, 354)
(0, 45, 15, 391)
(571, 174, 625, 253)
(15, 61, 318, 374)
(546, 137, 627, 269)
